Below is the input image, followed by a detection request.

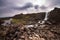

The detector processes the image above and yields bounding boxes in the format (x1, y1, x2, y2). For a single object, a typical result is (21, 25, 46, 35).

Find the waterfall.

(41, 12, 49, 24)
(44, 12, 48, 21)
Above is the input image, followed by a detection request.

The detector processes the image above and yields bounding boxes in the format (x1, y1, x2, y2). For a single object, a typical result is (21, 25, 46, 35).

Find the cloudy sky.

(0, 0, 60, 17)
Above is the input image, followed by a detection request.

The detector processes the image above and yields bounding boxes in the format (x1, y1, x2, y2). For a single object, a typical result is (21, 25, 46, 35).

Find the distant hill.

(13, 12, 45, 21)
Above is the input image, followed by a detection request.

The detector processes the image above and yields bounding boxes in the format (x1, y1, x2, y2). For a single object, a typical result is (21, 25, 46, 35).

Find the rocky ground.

(0, 24, 60, 40)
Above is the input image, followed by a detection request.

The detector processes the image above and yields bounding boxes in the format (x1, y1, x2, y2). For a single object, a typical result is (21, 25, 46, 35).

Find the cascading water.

(44, 12, 48, 21)
(41, 12, 49, 24)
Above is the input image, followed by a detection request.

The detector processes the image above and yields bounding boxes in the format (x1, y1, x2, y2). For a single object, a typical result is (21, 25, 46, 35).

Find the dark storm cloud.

(0, 0, 9, 7)
(13, 2, 33, 10)
(40, 5, 47, 10)
(0, 0, 5, 6)
(0, 0, 14, 14)
(34, 5, 39, 9)
(34, 5, 48, 11)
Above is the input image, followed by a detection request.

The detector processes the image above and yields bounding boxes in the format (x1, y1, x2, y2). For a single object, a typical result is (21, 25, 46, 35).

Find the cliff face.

(48, 7, 60, 24)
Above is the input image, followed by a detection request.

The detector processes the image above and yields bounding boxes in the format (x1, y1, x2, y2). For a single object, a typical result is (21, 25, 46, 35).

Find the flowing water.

(44, 12, 48, 21)
(41, 12, 49, 24)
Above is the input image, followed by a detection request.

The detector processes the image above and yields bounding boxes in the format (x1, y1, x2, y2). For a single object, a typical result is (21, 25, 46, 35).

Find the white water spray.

(44, 12, 48, 21)
(41, 12, 49, 24)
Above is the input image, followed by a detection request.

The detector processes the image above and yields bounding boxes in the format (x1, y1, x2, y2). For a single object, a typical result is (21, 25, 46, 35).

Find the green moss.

(12, 19, 26, 24)
(12, 19, 20, 23)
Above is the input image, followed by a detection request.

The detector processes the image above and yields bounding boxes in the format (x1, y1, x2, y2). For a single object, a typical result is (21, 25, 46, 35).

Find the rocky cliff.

(48, 7, 60, 24)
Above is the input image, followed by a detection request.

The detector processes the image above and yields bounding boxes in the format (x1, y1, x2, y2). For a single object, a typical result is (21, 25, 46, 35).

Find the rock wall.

(48, 7, 60, 24)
